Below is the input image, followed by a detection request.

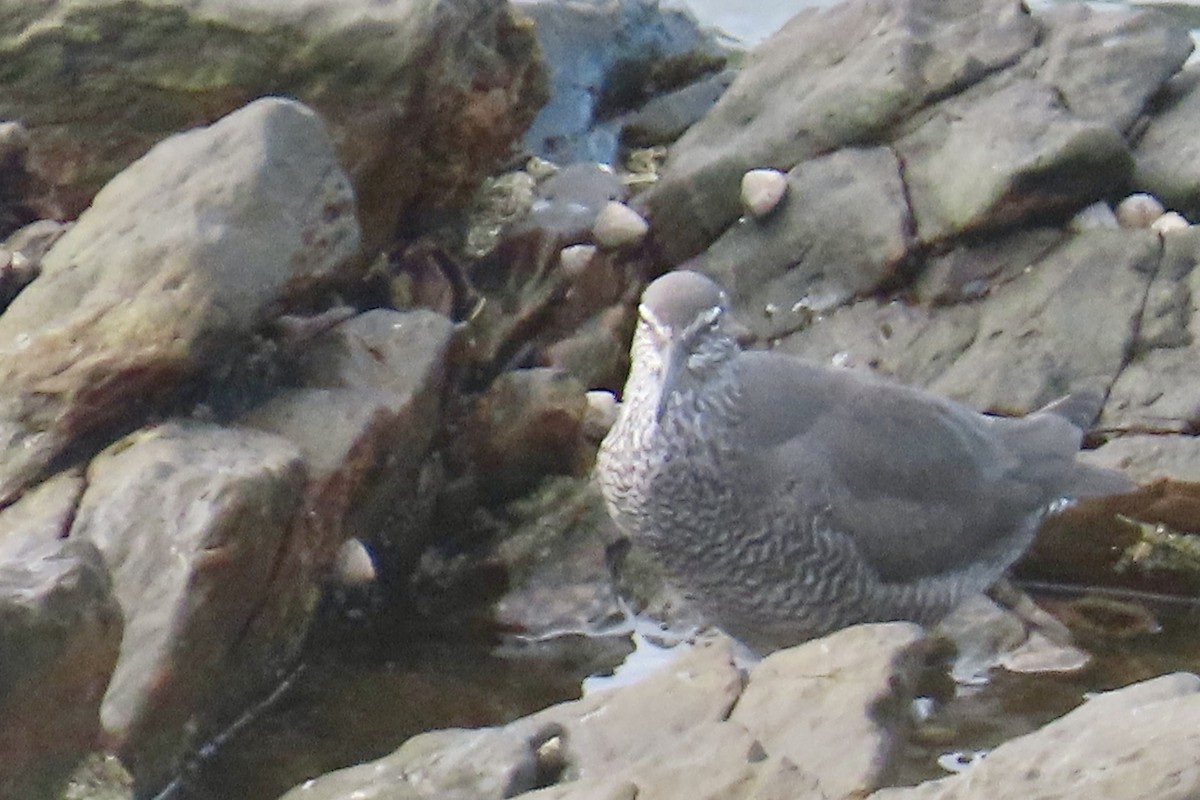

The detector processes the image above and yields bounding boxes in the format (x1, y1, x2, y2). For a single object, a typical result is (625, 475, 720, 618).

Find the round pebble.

(333, 538, 376, 586)
(1069, 201, 1118, 232)
(741, 168, 788, 218)
(1150, 211, 1189, 235)
(559, 243, 597, 276)
(592, 201, 649, 249)
(1115, 193, 1165, 229)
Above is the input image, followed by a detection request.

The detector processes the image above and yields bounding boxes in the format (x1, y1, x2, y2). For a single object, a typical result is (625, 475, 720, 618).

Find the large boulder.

(0, 0, 545, 254)
(70, 421, 306, 794)
(0, 97, 359, 506)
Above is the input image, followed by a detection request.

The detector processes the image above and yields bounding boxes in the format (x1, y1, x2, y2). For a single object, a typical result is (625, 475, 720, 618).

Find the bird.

(595, 269, 1131, 653)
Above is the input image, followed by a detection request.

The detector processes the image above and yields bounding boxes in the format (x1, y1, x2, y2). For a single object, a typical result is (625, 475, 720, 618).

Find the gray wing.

(732, 351, 1084, 582)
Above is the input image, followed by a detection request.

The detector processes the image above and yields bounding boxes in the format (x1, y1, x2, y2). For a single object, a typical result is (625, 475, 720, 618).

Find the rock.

(700, 147, 912, 338)
(869, 672, 1200, 800)
(61, 753, 134, 800)
(0, 97, 359, 506)
(455, 368, 591, 504)
(620, 69, 737, 149)
(1069, 201, 1119, 232)
(332, 538, 376, 587)
(70, 421, 306, 793)
(280, 623, 936, 800)
(1085, 437, 1200, 484)
(0, 0, 544, 254)
(0, 468, 84, 546)
(592, 201, 649, 249)
(914, 228, 1064, 306)
(244, 308, 454, 601)
(896, 79, 1130, 245)
(1152, 210, 1190, 235)
(777, 230, 1156, 414)
(583, 390, 618, 440)
(0, 536, 122, 800)
(520, 0, 728, 164)
(1135, 67, 1200, 217)
(1116, 193, 1166, 229)
(640, 0, 1041, 263)
(739, 167, 788, 219)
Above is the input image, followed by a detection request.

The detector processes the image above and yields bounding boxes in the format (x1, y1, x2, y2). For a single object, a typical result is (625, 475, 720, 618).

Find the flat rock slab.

(869, 672, 1200, 800)
(70, 421, 305, 793)
(0, 536, 121, 799)
(0, 96, 359, 506)
(280, 623, 930, 800)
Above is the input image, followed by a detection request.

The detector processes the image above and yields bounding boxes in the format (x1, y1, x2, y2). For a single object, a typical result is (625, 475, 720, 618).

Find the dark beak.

(655, 339, 686, 423)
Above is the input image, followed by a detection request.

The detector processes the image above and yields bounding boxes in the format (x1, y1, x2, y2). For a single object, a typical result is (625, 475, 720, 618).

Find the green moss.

(1115, 516, 1200, 575)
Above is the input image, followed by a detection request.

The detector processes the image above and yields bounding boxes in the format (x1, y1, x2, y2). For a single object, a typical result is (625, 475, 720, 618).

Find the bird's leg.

(986, 577, 1074, 646)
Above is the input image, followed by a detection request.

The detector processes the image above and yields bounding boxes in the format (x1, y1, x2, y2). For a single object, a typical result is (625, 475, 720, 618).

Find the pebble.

(740, 168, 788, 218)
(332, 538, 376, 586)
(583, 389, 619, 439)
(559, 243, 597, 277)
(592, 201, 649, 249)
(1115, 193, 1165, 229)
(1150, 210, 1190, 235)
(1069, 201, 1118, 231)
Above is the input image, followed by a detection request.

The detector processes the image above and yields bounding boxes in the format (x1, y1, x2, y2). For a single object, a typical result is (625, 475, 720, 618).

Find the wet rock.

(244, 308, 454, 602)
(0, 97, 359, 507)
(455, 368, 591, 504)
(70, 421, 306, 794)
(870, 672, 1200, 800)
(777, 230, 1155, 414)
(0, 536, 122, 800)
(1116, 193, 1166, 229)
(592, 201, 649, 249)
(280, 623, 936, 800)
(0, 0, 544, 254)
(620, 69, 737, 150)
(699, 147, 912, 338)
(519, 0, 728, 164)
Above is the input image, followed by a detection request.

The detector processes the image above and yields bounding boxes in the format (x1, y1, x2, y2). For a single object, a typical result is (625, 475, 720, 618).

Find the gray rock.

(641, 0, 1040, 263)
(777, 230, 1156, 414)
(1135, 68, 1200, 217)
(0, 468, 84, 547)
(1030, 4, 1192, 134)
(620, 69, 737, 149)
(1083, 436, 1200, 485)
(70, 421, 306, 793)
(699, 146, 912, 339)
(0, 536, 121, 800)
(0, 96, 359, 506)
(896, 80, 1130, 244)
(869, 672, 1200, 800)
(519, 0, 728, 164)
(244, 308, 454, 588)
(281, 623, 933, 800)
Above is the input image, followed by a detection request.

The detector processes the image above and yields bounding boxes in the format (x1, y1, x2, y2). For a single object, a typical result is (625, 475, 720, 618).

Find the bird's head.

(635, 270, 738, 422)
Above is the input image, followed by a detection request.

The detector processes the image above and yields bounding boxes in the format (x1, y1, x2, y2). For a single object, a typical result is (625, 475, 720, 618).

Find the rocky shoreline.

(0, 0, 1199, 798)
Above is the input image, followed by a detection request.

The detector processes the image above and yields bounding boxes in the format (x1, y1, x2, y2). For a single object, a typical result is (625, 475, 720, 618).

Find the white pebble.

(592, 201, 649, 249)
(333, 538, 376, 586)
(1116, 193, 1165, 229)
(1150, 211, 1190, 235)
(741, 168, 788, 218)
(559, 243, 597, 276)
(1069, 201, 1118, 231)
(584, 390, 619, 439)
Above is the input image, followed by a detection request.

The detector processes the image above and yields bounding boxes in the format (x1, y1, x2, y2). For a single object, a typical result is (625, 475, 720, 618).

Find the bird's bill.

(654, 339, 687, 423)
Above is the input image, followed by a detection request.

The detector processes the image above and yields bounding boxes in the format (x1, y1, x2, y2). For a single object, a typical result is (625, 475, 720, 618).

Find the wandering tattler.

(596, 270, 1130, 653)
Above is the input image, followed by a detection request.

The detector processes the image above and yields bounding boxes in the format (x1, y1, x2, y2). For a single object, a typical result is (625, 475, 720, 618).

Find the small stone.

(333, 538, 376, 586)
(0, 120, 30, 165)
(1151, 210, 1189, 235)
(584, 390, 619, 440)
(1115, 193, 1165, 229)
(1069, 201, 1118, 231)
(560, 243, 597, 277)
(741, 168, 788, 218)
(592, 201, 649, 249)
